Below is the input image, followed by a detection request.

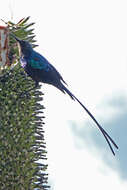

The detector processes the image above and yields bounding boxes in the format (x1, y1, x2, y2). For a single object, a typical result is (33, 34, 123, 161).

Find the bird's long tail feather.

(63, 85, 118, 155)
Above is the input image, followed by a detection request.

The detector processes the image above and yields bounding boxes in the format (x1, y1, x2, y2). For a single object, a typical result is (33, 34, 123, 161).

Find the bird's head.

(11, 33, 33, 56)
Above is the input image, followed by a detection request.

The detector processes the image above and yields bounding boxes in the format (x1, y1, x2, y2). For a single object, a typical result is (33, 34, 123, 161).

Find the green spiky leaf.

(0, 17, 50, 190)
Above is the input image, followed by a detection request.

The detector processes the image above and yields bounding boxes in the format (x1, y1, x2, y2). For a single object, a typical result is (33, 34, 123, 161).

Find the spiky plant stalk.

(0, 17, 50, 190)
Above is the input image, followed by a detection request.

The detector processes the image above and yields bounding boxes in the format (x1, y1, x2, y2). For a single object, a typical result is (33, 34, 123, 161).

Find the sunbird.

(11, 34, 118, 155)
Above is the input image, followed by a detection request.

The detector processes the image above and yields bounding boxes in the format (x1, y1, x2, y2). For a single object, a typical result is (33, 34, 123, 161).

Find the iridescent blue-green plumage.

(12, 34, 118, 155)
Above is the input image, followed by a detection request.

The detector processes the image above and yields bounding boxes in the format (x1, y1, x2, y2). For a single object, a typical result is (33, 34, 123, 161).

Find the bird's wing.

(48, 63, 68, 85)
(28, 51, 67, 85)
(29, 51, 50, 70)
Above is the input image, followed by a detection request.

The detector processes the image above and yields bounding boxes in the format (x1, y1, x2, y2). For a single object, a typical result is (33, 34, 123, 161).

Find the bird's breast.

(20, 57, 27, 68)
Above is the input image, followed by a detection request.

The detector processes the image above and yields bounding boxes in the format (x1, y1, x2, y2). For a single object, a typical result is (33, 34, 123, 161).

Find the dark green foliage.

(0, 18, 50, 189)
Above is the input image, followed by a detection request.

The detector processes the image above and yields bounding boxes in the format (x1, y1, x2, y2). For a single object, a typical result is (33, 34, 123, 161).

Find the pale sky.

(1, 0, 127, 189)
